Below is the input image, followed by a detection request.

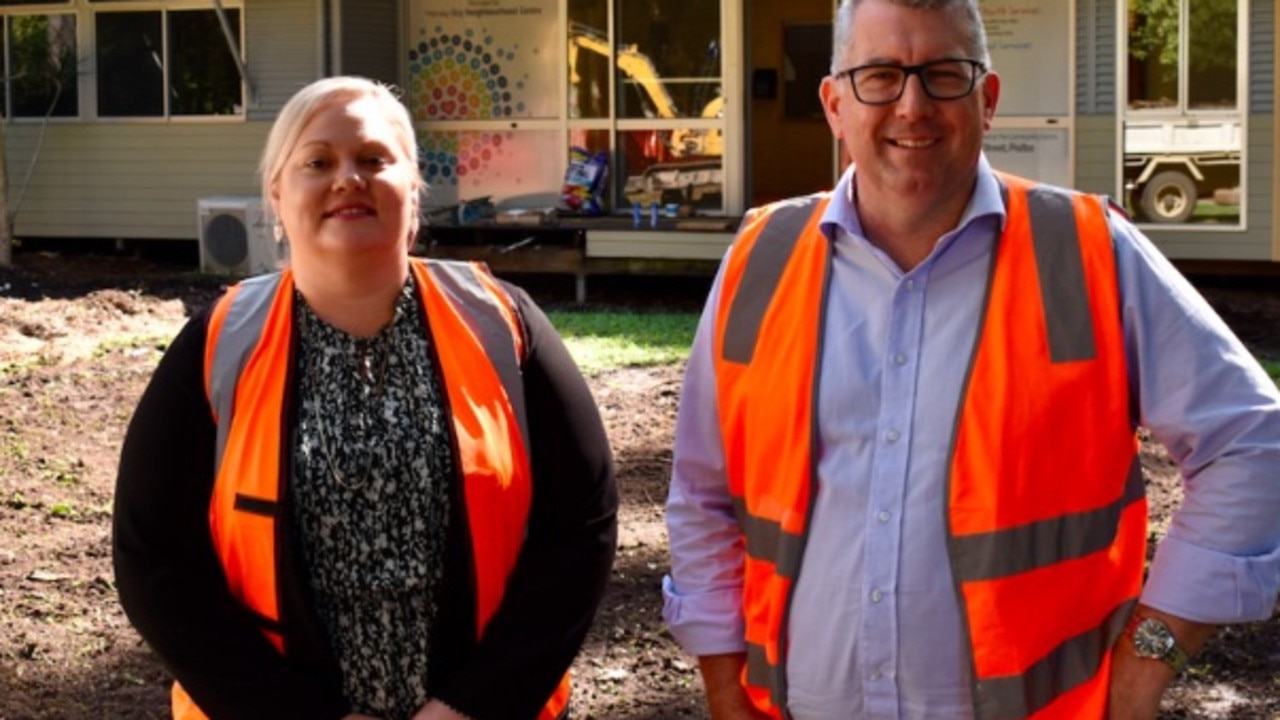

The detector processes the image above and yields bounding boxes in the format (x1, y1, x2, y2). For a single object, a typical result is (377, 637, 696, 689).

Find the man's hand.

(1108, 605, 1216, 720)
(699, 653, 772, 720)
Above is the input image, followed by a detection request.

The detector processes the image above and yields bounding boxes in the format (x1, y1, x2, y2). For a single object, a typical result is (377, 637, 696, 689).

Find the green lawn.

(1261, 359, 1280, 388)
(547, 310, 1280, 391)
(547, 310, 698, 375)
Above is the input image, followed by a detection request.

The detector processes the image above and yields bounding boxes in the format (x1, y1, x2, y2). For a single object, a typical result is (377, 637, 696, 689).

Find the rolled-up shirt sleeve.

(1115, 216, 1280, 623)
(662, 272, 753, 657)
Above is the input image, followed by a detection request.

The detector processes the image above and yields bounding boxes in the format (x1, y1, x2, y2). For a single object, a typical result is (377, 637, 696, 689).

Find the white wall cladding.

(6, 122, 269, 241)
(245, 0, 324, 120)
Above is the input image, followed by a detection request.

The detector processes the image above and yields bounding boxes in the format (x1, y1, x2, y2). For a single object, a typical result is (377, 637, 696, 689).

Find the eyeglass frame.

(833, 58, 988, 105)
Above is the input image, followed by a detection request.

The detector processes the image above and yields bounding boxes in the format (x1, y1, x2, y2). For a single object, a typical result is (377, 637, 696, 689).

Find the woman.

(113, 76, 617, 720)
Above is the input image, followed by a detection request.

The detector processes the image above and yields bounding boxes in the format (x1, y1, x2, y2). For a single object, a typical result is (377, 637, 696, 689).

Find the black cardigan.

(113, 281, 617, 720)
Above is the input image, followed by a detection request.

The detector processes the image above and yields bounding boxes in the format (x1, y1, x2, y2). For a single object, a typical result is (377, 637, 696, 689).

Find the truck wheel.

(1139, 171, 1197, 224)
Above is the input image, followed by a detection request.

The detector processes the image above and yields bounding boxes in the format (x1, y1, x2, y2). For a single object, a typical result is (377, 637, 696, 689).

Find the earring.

(273, 220, 285, 242)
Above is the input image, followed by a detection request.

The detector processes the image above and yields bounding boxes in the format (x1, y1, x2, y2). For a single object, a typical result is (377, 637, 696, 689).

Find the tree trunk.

(0, 124, 10, 268)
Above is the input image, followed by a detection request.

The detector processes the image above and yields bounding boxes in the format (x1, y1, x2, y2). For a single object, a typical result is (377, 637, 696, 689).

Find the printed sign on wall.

(980, 1, 1071, 117)
(984, 130, 1071, 187)
(407, 0, 559, 122)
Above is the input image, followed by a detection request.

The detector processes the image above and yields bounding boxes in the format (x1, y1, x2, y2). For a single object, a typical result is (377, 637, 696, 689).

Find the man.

(661, 1, 1280, 719)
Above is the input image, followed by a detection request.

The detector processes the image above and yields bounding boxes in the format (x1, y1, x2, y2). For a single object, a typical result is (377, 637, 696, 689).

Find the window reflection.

(615, 0, 720, 120)
(7, 14, 77, 117)
(618, 128, 723, 212)
(1123, 0, 1241, 226)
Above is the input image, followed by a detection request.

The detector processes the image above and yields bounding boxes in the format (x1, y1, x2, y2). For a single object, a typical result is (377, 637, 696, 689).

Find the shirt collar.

(817, 153, 1008, 247)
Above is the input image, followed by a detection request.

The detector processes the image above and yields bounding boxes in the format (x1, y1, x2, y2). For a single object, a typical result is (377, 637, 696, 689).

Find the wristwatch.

(1123, 614, 1191, 672)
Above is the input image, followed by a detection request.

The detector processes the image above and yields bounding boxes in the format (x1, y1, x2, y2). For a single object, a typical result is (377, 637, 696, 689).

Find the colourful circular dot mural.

(410, 24, 527, 123)
(410, 24, 533, 188)
(418, 131, 515, 189)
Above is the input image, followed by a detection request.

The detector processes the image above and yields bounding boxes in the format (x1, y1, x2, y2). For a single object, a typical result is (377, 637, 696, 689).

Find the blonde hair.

(258, 76, 423, 222)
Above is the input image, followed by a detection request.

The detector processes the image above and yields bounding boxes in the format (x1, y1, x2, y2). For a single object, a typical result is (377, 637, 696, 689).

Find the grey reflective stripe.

(732, 497, 807, 579)
(208, 273, 283, 478)
(1026, 185, 1096, 363)
(745, 641, 787, 711)
(974, 597, 1137, 720)
(424, 260, 529, 448)
(722, 197, 824, 364)
(952, 454, 1144, 583)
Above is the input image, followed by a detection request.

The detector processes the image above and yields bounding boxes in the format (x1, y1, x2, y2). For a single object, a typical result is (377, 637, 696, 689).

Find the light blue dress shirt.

(663, 157, 1280, 719)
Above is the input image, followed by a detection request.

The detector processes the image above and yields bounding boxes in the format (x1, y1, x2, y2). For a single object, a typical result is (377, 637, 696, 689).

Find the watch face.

(1132, 617, 1176, 658)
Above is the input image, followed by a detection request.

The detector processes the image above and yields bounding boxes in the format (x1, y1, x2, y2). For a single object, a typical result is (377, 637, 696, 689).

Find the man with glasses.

(663, 1, 1280, 719)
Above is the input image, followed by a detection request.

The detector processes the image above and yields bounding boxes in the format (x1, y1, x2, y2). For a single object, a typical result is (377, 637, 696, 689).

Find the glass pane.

(783, 23, 829, 121)
(1126, 0, 1178, 110)
(407, 0, 560, 121)
(420, 129, 564, 208)
(615, 0, 721, 120)
(9, 14, 78, 117)
(96, 12, 163, 117)
(1187, 0, 1237, 110)
(1122, 119, 1241, 225)
(168, 9, 242, 115)
(568, 0, 609, 119)
(618, 128, 723, 213)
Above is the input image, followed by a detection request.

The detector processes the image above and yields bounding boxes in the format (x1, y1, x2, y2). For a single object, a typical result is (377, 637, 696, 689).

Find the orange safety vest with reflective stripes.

(711, 173, 1145, 720)
(172, 258, 569, 720)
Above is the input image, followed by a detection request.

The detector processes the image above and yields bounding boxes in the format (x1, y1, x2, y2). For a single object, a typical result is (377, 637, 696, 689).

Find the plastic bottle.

(632, 201, 642, 228)
(649, 202, 660, 228)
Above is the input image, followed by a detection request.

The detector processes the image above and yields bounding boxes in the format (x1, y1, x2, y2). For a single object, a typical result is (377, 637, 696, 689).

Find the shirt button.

(893, 353, 907, 366)
(870, 589, 883, 603)
(905, 279, 916, 291)
(885, 429, 900, 443)
(870, 668, 883, 680)
(877, 510, 891, 523)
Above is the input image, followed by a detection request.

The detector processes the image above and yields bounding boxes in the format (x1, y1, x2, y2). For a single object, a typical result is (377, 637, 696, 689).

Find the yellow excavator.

(568, 22, 723, 206)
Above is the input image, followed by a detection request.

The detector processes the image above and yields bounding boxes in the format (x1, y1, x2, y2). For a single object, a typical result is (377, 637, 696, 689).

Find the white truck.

(1123, 118, 1242, 224)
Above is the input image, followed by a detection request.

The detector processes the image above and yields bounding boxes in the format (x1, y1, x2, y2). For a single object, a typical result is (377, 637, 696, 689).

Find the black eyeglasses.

(835, 58, 987, 105)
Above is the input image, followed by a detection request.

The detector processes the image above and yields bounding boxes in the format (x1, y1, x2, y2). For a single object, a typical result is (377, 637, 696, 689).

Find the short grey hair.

(831, 0, 991, 73)
(258, 76, 423, 217)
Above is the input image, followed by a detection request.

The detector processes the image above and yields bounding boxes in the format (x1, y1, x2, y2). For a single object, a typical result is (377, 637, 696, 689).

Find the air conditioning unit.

(197, 196, 280, 276)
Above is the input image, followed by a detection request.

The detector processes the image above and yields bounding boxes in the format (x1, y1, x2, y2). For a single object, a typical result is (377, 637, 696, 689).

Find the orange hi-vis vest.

(173, 258, 569, 720)
(712, 174, 1145, 720)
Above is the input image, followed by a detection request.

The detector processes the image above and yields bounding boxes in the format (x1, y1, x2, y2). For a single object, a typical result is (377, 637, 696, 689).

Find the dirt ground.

(1, 249, 1278, 720)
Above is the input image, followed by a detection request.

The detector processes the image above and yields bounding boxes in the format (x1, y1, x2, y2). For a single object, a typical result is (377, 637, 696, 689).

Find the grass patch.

(1261, 359, 1280, 388)
(546, 310, 1280, 387)
(547, 310, 698, 375)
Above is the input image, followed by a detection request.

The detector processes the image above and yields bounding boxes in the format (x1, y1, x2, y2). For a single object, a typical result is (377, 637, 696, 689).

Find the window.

(96, 7, 242, 118)
(565, 0, 725, 213)
(4, 13, 78, 118)
(1122, 0, 1244, 226)
(783, 23, 829, 121)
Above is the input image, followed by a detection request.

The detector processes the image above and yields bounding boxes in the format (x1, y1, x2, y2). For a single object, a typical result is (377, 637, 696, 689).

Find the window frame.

(93, 2, 245, 121)
(0, 0, 247, 123)
(2, 10, 79, 120)
(1117, 0, 1249, 231)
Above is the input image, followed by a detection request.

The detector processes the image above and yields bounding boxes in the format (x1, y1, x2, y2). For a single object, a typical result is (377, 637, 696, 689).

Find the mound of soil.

(0, 249, 1277, 719)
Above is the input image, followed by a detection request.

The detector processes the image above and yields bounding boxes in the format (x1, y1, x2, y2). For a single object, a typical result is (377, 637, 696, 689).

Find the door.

(747, 0, 836, 207)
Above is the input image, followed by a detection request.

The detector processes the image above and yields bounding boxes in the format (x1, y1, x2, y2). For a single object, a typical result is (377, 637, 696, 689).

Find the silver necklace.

(307, 335, 393, 488)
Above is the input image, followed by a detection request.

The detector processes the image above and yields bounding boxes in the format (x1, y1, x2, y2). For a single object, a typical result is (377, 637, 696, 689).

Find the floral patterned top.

(292, 278, 454, 719)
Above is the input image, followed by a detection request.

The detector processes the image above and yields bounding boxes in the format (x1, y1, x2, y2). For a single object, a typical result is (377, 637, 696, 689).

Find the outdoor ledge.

(420, 215, 739, 303)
